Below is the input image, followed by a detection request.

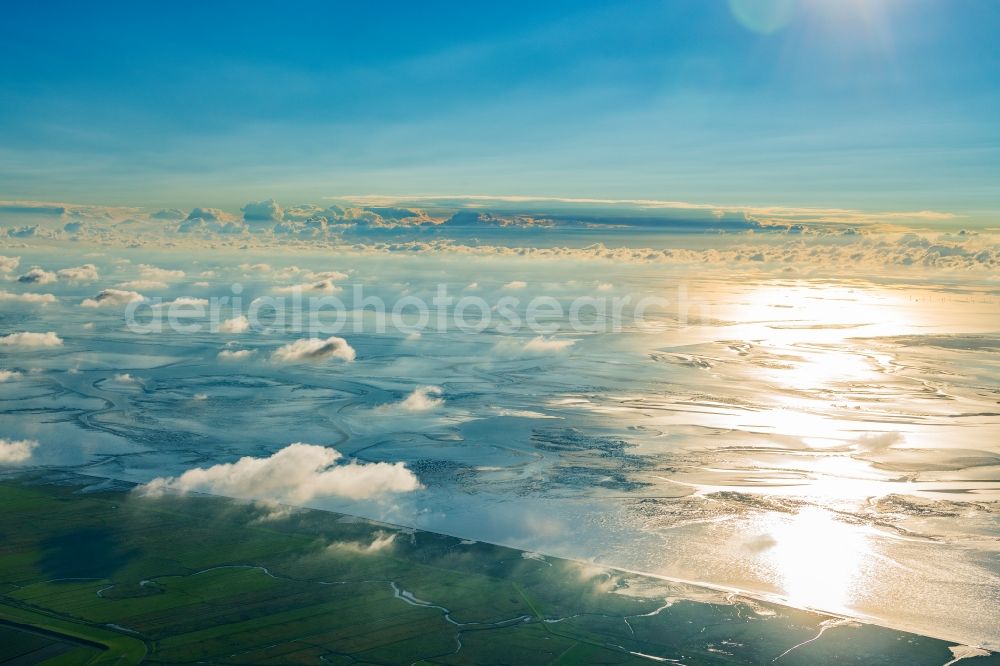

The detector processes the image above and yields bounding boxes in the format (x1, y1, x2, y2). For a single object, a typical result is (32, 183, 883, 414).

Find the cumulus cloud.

(0, 290, 56, 304)
(326, 531, 397, 555)
(136, 443, 422, 502)
(242, 199, 284, 224)
(523, 336, 575, 354)
(218, 315, 251, 333)
(151, 208, 185, 220)
(305, 270, 349, 282)
(271, 337, 356, 363)
(0, 438, 38, 464)
(378, 386, 444, 412)
(504, 280, 528, 289)
(496, 336, 575, 357)
(81, 289, 145, 308)
(0, 370, 22, 382)
(0, 331, 63, 347)
(152, 297, 209, 317)
(57, 264, 99, 282)
(16, 267, 56, 284)
(274, 279, 342, 294)
(218, 348, 256, 360)
(111, 373, 140, 384)
(119, 279, 167, 290)
(854, 432, 904, 452)
(0, 256, 20, 274)
(185, 207, 232, 223)
(138, 264, 185, 281)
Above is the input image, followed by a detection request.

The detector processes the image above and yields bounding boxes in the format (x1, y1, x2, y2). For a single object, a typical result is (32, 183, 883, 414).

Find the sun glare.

(756, 507, 875, 615)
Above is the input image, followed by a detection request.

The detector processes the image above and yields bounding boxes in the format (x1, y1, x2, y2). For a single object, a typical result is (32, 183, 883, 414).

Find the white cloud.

(57, 264, 99, 282)
(153, 296, 208, 308)
(16, 267, 56, 284)
(112, 373, 139, 384)
(495, 336, 575, 357)
(218, 315, 251, 333)
(326, 531, 397, 555)
(504, 280, 527, 289)
(523, 336, 575, 354)
(0, 291, 56, 304)
(0, 256, 20, 274)
(184, 207, 234, 223)
(81, 289, 144, 308)
(218, 348, 256, 360)
(305, 270, 349, 282)
(379, 386, 444, 412)
(242, 199, 284, 224)
(0, 438, 38, 464)
(0, 370, 22, 382)
(271, 337, 356, 363)
(0, 331, 63, 347)
(138, 264, 185, 281)
(118, 280, 167, 290)
(274, 279, 342, 294)
(136, 443, 422, 502)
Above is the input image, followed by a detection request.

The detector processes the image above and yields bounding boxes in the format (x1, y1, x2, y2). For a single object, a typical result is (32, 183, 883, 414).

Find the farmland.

(0, 474, 995, 665)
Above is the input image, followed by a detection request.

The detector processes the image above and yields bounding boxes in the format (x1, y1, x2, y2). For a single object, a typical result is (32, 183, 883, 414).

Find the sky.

(1, 0, 997, 221)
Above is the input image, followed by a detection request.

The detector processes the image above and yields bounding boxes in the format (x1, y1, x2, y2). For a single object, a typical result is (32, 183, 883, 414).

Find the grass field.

(0, 474, 996, 665)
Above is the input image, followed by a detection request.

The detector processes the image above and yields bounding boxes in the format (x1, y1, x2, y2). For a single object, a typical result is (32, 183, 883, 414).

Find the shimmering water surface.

(1, 236, 998, 650)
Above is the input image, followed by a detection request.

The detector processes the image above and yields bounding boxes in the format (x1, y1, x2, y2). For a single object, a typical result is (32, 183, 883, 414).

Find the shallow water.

(1, 242, 997, 649)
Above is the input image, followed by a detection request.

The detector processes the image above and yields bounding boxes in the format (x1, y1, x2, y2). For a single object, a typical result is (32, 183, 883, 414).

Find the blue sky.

(1, 0, 997, 221)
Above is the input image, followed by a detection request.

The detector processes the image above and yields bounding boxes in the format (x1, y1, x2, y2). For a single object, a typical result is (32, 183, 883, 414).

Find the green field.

(0, 474, 995, 665)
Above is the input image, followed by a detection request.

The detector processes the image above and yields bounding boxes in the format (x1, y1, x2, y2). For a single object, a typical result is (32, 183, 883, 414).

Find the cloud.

(153, 296, 209, 308)
(16, 267, 56, 284)
(523, 336, 575, 354)
(138, 264, 185, 281)
(0, 438, 38, 464)
(271, 337, 356, 363)
(136, 443, 422, 502)
(0, 291, 56, 304)
(242, 199, 284, 224)
(7, 226, 39, 238)
(0, 331, 63, 347)
(854, 432, 904, 453)
(495, 336, 575, 357)
(504, 280, 528, 289)
(57, 264, 99, 282)
(326, 531, 397, 555)
(0, 370, 22, 382)
(151, 208, 185, 220)
(274, 279, 342, 294)
(336, 193, 958, 228)
(218, 315, 251, 333)
(185, 207, 233, 223)
(118, 279, 167, 290)
(304, 270, 349, 282)
(81, 289, 145, 308)
(0, 256, 19, 274)
(218, 348, 256, 360)
(379, 386, 444, 412)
